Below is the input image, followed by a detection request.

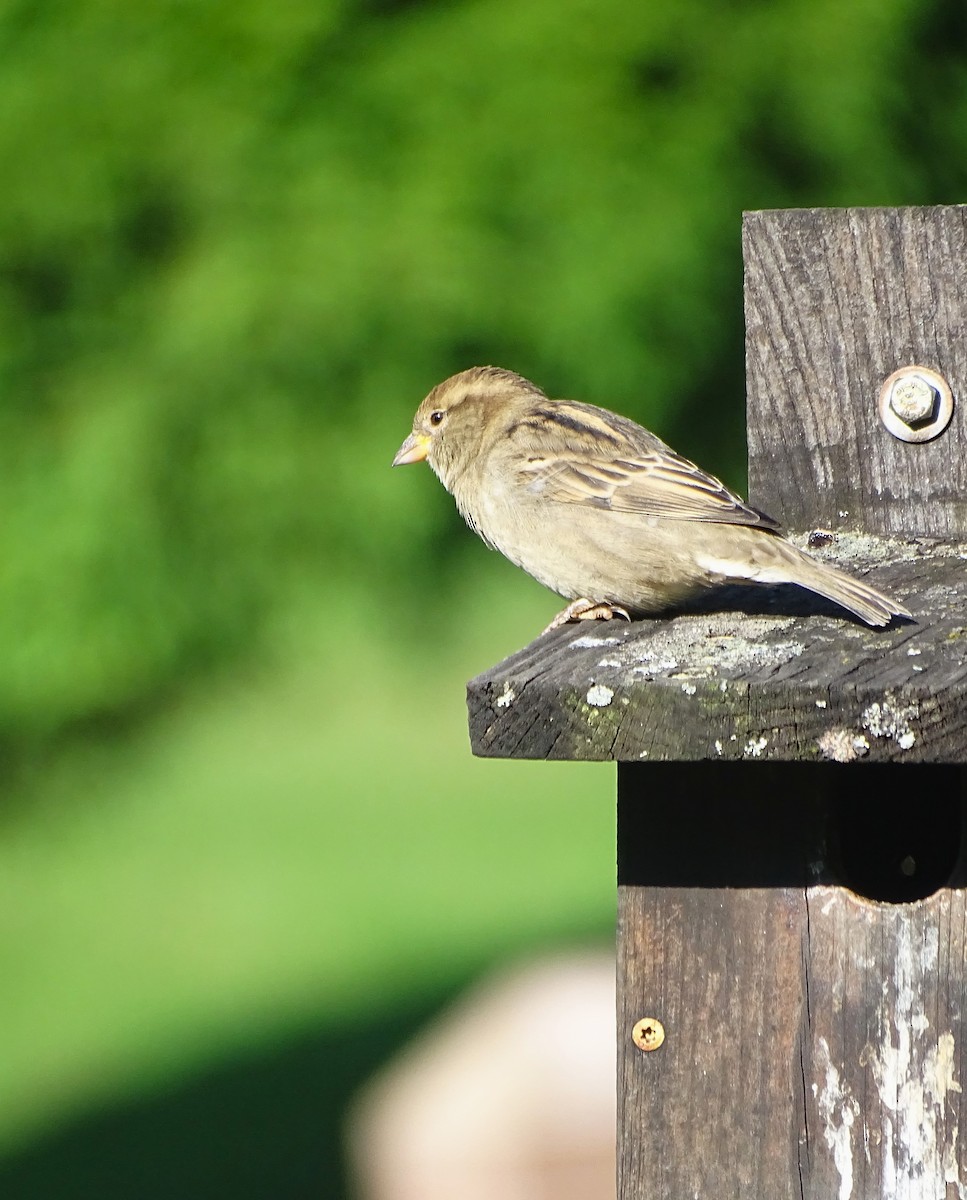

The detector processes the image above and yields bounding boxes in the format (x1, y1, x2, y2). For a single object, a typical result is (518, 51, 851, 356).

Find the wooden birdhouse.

(467, 206, 967, 1199)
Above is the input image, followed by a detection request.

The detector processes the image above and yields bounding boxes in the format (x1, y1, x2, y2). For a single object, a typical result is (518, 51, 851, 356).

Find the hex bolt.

(889, 375, 938, 424)
(878, 366, 954, 443)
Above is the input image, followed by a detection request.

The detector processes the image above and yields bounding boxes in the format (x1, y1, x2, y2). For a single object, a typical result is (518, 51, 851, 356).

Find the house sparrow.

(393, 366, 911, 631)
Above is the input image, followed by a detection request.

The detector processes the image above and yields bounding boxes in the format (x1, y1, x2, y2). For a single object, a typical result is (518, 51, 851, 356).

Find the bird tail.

(696, 537, 911, 626)
(770, 543, 911, 627)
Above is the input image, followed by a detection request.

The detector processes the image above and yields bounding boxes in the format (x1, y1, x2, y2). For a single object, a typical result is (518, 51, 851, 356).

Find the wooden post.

(467, 206, 967, 1198)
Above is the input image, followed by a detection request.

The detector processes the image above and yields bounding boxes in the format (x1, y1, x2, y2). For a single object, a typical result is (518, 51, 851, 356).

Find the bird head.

(392, 366, 543, 488)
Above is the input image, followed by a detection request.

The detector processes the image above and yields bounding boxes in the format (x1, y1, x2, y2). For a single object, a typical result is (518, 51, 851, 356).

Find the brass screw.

(632, 1016, 665, 1052)
(878, 366, 954, 443)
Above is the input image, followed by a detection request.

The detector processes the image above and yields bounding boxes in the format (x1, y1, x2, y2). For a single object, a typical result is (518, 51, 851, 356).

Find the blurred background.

(0, 0, 964, 1194)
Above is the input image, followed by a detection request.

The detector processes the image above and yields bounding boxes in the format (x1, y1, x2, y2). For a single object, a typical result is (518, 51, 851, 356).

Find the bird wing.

(517, 449, 781, 530)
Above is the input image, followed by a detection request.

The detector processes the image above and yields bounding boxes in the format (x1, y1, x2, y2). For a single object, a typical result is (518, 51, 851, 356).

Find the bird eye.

(429, 410, 445, 426)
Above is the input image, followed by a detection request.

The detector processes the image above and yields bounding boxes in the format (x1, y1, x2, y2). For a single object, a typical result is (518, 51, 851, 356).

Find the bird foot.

(541, 599, 632, 635)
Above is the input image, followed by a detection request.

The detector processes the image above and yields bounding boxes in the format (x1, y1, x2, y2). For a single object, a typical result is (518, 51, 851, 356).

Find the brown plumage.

(393, 367, 911, 630)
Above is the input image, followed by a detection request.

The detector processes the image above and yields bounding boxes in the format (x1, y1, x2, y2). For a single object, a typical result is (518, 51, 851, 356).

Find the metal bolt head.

(889, 375, 938, 424)
(878, 366, 954, 443)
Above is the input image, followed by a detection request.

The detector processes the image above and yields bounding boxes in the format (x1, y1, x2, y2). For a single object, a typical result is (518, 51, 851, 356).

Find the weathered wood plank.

(468, 536, 967, 762)
(617, 765, 820, 1199)
(617, 764, 967, 1200)
(800, 886, 967, 1199)
(618, 884, 807, 1199)
(744, 207, 967, 537)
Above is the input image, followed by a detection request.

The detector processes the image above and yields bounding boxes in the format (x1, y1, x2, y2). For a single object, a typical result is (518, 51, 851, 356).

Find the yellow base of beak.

(392, 432, 430, 466)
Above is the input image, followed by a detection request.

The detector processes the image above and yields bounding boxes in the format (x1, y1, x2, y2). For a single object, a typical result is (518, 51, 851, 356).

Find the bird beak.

(392, 432, 430, 466)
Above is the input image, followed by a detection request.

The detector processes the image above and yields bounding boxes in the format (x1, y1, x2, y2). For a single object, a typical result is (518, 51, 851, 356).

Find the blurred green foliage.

(0, 600, 616, 1188)
(1, 0, 964, 748)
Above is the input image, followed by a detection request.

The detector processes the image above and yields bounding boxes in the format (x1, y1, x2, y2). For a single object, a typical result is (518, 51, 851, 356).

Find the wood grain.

(744, 207, 967, 537)
(618, 883, 807, 1199)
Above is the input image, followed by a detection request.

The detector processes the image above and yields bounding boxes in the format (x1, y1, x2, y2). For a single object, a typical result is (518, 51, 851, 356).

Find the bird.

(392, 366, 911, 631)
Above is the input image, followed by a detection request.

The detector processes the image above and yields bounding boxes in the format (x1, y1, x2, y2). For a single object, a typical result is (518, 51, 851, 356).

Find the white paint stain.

(944, 1126, 964, 1196)
(862, 921, 963, 1197)
(815, 1036, 858, 1200)
(495, 682, 516, 709)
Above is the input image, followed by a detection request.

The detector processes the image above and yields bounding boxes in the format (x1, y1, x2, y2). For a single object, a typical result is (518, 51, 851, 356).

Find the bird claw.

(541, 600, 632, 635)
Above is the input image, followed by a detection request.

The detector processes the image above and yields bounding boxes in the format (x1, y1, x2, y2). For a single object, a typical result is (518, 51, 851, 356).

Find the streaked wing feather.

(519, 450, 780, 530)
